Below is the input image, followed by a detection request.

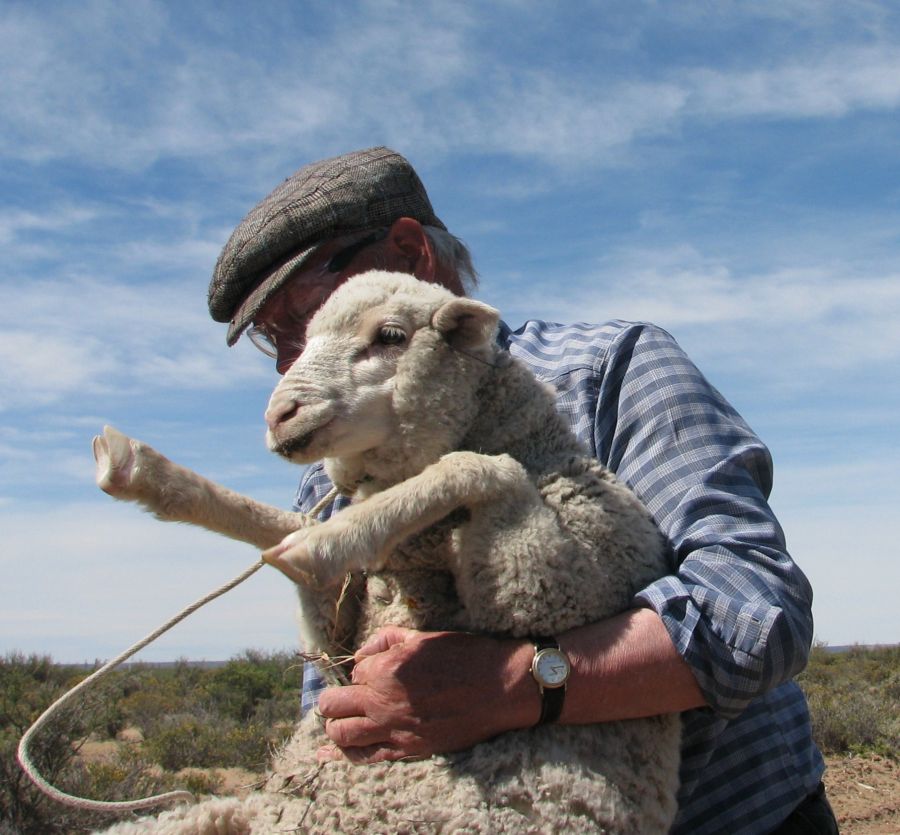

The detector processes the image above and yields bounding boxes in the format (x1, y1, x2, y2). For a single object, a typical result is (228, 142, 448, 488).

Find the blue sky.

(2, 1, 898, 662)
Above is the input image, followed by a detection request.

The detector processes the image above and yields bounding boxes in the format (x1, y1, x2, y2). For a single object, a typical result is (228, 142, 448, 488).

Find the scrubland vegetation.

(796, 643, 899, 759)
(1, 650, 300, 834)
(1, 644, 897, 834)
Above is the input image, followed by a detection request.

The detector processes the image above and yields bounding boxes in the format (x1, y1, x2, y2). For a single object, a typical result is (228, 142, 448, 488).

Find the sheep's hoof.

(93, 425, 140, 496)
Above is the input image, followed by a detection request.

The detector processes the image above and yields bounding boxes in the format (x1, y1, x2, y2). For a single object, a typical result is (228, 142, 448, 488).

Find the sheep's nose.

(265, 397, 300, 430)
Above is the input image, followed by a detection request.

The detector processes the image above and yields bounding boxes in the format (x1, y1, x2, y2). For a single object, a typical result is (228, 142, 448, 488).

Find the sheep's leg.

(94, 426, 360, 659)
(265, 451, 531, 588)
(93, 425, 314, 548)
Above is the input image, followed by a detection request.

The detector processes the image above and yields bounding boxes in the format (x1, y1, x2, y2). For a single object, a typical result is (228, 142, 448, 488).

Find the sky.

(2, 0, 899, 662)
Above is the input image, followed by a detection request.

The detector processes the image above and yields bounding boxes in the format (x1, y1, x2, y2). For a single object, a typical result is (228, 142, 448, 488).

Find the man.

(208, 147, 838, 833)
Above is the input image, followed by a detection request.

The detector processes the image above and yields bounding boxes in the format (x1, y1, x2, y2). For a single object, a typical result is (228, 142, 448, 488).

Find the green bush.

(143, 712, 281, 772)
(205, 650, 301, 723)
(0, 649, 302, 832)
(207, 661, 279, 722)
(797, 644, 899, 759)
(0, 653, 152, 834)
(118, 673, 197, 734)
(143, 714, 222, 770)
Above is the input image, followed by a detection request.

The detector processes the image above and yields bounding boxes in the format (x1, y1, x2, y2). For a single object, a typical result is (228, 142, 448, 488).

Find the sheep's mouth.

(272, 431, 315, 458)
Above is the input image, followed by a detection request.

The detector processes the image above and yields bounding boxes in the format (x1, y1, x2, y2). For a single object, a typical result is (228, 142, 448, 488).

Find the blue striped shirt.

(295, 319, 823, 834)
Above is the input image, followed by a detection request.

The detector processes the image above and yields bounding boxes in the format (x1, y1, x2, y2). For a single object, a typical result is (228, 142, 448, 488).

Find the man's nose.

(276, 346, 302, 375)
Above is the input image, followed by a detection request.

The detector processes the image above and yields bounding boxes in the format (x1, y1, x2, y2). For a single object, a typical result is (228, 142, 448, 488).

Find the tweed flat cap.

(209, 147, 446, 345)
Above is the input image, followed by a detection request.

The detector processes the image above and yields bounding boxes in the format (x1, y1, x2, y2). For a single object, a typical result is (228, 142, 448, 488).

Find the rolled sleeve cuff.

(635, 576, 786, 718)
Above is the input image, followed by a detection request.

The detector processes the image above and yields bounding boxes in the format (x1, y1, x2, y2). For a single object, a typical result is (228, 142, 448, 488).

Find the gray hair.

(423, 226, 478, 291)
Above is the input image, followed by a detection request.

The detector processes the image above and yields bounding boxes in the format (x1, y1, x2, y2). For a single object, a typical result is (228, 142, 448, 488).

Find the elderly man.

(208, 147, 837, 834)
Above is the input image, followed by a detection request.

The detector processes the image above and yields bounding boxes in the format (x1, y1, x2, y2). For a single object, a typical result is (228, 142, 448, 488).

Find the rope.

(16, 484, 343, 816)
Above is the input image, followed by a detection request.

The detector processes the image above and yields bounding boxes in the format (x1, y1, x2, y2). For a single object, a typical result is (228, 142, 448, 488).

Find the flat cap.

(209, 147, 446, 345)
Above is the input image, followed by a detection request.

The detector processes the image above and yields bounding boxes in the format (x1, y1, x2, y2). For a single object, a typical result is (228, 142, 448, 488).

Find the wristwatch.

(530, 637, 570, 725)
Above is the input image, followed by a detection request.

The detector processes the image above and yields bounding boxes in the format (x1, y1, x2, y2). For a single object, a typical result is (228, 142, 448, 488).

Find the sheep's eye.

(376, 325, 407, 346)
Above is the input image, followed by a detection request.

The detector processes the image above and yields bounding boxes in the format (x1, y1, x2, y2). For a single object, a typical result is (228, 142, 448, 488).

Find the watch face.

(534, 648, 570, 687)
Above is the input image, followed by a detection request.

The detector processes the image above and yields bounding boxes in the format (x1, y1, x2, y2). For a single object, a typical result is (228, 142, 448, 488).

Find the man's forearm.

(503, 608, 708, 728)
(561, 607, 707, 721)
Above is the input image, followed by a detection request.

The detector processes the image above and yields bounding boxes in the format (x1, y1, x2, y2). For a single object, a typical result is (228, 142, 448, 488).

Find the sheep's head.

(264, 271, 499, 484)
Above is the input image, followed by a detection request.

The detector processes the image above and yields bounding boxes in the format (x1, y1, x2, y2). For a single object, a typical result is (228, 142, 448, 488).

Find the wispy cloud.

(4, 3, 900, 174)
(0, 206, 98, 245)
(0, 274, 271, 411)
(490, 244, 900, 390)
(686, 47, 900, 120)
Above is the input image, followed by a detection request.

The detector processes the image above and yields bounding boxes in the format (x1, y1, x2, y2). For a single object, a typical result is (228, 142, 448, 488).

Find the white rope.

(16, 484, 343, 816)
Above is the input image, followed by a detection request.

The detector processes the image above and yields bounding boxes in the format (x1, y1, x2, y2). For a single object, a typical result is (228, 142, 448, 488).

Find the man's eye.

(376, 325, 407, 346)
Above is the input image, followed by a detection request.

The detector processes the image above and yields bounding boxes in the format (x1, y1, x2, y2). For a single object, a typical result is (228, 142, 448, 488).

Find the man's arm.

(315, 609, 705, 764)
(596, 324, 815, 717)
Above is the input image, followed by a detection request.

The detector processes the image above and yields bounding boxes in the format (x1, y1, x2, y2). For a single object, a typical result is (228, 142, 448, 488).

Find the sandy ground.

(824, 754, 900, 834)
(75, 738, 898, 831)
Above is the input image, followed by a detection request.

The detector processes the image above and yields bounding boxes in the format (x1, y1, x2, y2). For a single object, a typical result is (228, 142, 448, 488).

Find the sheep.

(93, 270, 681, 834)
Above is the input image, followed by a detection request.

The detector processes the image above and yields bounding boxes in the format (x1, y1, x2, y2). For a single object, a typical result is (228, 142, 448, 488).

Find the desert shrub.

(143, 714, 275, 772)
(118, 671, 202, 735)
(220, 722, 282, 772)
(207, 660, 279, 722)
(0, 653, 152, 834)
(75, 746, 170, 805)
(175, 767, 219, 796)
(798, 644, 899, 759)
(143, 714, 222, 771)
(205, 650, 301, 723)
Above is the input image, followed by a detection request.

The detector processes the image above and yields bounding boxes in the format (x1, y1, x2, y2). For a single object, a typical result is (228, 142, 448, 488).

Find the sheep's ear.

(431, 298, 500, 350)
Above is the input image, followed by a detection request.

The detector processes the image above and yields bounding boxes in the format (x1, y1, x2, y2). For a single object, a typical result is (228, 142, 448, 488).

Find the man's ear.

(385, 217, 435, 280)
(431, 298, 500, 350)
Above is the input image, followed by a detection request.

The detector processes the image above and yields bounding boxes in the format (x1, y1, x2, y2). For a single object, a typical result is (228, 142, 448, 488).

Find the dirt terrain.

(824, 754, 899, 834)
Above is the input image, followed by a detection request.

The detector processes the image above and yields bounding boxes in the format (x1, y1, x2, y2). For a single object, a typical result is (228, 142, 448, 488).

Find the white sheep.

(94, 270, 680, 834)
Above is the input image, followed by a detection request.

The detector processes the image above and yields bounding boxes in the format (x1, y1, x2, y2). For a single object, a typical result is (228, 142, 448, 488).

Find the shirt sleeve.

(596, 323, 814, 718)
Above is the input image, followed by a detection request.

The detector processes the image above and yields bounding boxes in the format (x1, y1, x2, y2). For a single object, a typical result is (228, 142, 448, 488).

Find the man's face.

(251, 233, 390, 374)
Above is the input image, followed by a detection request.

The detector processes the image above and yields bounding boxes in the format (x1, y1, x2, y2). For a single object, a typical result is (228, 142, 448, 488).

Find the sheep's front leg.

(263, 451, 529, 588)
(93, 425, 315, 549)
(94, 426, 360, 660)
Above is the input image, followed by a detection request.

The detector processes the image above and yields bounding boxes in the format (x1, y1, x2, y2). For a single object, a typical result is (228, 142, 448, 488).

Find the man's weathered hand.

(315, 626, 538, 764)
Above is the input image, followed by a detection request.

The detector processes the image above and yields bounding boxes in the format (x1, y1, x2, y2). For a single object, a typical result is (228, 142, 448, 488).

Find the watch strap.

(533, 637, 567, 725)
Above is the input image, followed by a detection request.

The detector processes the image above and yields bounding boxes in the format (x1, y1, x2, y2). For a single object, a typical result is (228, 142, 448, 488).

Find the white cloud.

(458, 76, 687, 166)
(687, 47, 900, 120)
(5, 3, 900, 174)
(0, 274, 272, 411)
(490, 246, 900, 390)
(773, 475, 899, 646)
(0, 206, 98, 245)
(0, 331, 113, 407)
(0, 2, 477, 170)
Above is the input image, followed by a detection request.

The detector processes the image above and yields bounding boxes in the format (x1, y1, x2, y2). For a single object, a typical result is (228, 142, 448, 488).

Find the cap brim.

(225, 243, 321, 346)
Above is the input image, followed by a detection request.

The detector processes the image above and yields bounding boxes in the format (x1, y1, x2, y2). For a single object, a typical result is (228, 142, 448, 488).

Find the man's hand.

(312, 611, 708, 765)
(315, 626, 539, 764)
